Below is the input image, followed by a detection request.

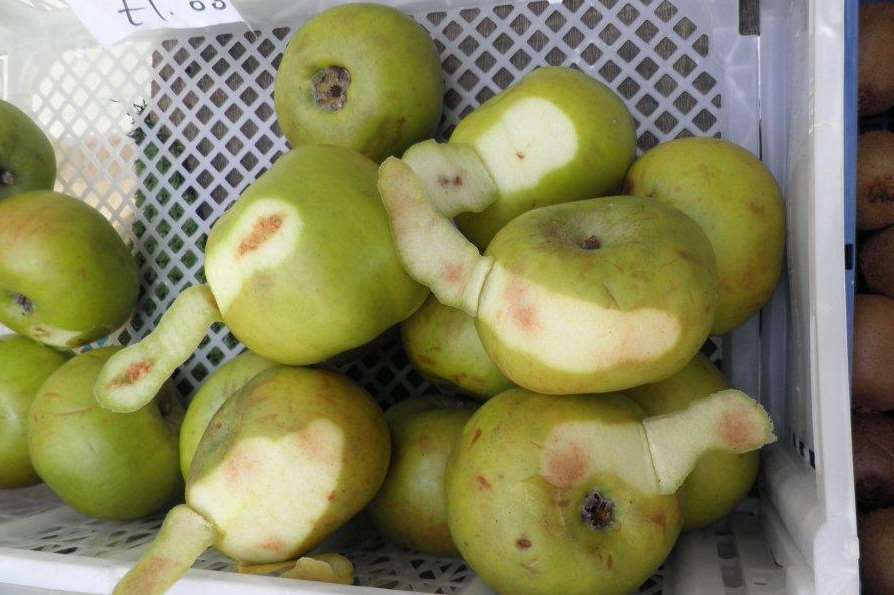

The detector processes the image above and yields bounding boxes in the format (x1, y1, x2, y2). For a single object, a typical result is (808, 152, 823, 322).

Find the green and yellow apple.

(0, 99, 56, 200)
(445, 66, 636, 247)
(179, 351, 276, 478)
(113, 367, 390, 595)
(367, 394, 475, 555)
(275, 3, 443, 163)
(446, 388, 775, 595)
(0, 334, 69, 488)
(624, 137, 785, 334)
(378, 154, 718, 395)
(94, 145, 427, 414)
(402, 296, 513, 399)
(28, 347, 182, 520)
(0, 191, 139, 348)
(627, 353, 759, 530)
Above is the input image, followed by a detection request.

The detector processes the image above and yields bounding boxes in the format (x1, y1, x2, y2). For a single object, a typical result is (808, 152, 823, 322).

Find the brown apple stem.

(378, 157, 493, 316)
(642, 389, 777, 495)
(312, 67, 351, 112)
(94, 284, 222, 413)
(113, 505, 216, 595)
(0, 170, 15, 186)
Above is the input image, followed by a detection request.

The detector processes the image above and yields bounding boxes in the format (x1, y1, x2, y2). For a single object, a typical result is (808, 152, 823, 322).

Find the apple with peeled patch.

(367, 394, 475, 555)
(436, 66, 636, 247)
(627, 353, 759, 530)
(446, 388, 775, 595)
(402, 296, 513, 399)
(94, 145, 426, 414)
(28, 347, 182, 520)
(179, 350, 276, 478)
(624, 137, 785, 334)
(113, 367, 389, 595)
(0, 191, 140, 348)
(275, 3, 443, 163)
(0, 334, 69, 488)
(0, 99, 56, 200)
(377, 152, 718, 395)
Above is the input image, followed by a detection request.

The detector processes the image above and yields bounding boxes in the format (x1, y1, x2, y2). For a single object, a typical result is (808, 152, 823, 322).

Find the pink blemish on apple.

(718, 405, 762, 451)
(112, 360, 153, 388)
(542, 439, 590, 489)
(257, 537, 287, 554)
(441, 261, 466, 287)
(237, 214, 284, 257)
(503, 280, 541, 333)
(224, 451, 260, 485)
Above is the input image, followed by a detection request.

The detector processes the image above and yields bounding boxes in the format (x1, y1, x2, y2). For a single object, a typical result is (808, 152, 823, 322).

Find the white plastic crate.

(0, 0, 857, 594)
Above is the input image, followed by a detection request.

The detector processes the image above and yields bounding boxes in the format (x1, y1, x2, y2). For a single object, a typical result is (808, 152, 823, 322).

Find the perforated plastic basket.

(0, 0, 858, 593)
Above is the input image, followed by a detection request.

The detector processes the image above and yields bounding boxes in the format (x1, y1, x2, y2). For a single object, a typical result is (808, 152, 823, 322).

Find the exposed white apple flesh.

(94, 285, 221, 413)
(643, 389, 776, 495)
(378, 157, 493, 315)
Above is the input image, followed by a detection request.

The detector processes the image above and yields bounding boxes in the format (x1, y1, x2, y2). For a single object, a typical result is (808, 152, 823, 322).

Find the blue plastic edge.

(846, 0, 858, 383)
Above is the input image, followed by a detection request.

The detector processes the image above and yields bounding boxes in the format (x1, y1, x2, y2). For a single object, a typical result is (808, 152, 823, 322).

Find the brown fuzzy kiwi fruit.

(853, 412, 894, 510)
(860, 508, 894, 594)
(858, 132, 894, 230)
(860, 5, 894, 116)
(853, 295, 894, 411)
(862, 227, 894, 298)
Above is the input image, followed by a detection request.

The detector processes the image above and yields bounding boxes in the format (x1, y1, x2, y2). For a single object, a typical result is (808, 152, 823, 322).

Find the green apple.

(446, 387, 775, 595)
(378, 154, 719, 394)
(274, 3, 443, 163)
(113, 367, 390, 595)
(0, 334, 69, 488)
(624, 137, 785, 334)
(179, 351, 276, 479)
(28, 347, 182, 520)
(446, 66, 636, 247)
(0, 191, 139, 348)
(94, 145, 427, 413)
(402, 296, 513, 399)
(0, 99, 56, 200)
(367, 394, 475, 555)
(627, 353, 759, 530)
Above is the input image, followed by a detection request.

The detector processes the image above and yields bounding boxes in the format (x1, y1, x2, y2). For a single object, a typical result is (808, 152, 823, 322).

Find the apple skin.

(627, 353, 759, 530)
(179, 351, 277, 479)
(367, 394, 475, 555)
(0, 191, 140, 348)
(446, 388, 681, 595)
(186, 366, 390, 563)
(452, 67, 636, 247)
(204, 145, 427, 365)
(402, 296, 513, 399)
(475, 195, 718, 395)
(28, 347, 183, 520)
(624, 137, 785, 334)
(274, 3, 443, 163)
(0, 335, 69, 488)
(0, 100, 56, 200)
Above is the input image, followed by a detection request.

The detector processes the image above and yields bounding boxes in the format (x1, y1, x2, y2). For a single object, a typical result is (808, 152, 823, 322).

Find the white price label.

(66, 0, 245, 45)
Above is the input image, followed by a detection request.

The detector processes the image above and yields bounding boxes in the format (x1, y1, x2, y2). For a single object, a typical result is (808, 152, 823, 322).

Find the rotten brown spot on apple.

(718, 404, 761, 450)
(516, 537, 532, 549)
(111, 360, 153, 388)
(542, 438, 590, 489)
(470, 428, 482, 445)
(475, 474, 492, 490)
(238, 214, 284, 257)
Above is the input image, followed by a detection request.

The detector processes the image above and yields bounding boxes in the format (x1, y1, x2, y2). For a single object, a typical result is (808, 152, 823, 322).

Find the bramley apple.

(0, 335, 69, 488)
(378, 152, 718, 395)
(275, 3, 443, 163)
(624, 137, 785, 334)
(367, 394, 475, 555)
(113, 366, 390, 595)
(446, 388, 775, 595)
(446, 67, 636, 247)
(179, 351, 276, 478)
(628, 353, 759, 530)
(94, 145, 427, 413)
(402, 296, 513, 399)
(28, 348, 182, 520)
(0, 99, 56, 200)
(0, 191, 139, 348)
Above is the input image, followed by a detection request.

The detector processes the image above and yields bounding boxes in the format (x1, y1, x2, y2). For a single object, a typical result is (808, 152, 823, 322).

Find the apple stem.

(94, 284, 222, 413)
(312, 67, 351, 112)
(642, 389, 777, 495)
(0, 170, 14, 186)
(113, 505, 216, 595)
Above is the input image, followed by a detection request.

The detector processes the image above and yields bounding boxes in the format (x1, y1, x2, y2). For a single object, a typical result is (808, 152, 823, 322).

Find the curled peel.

(643, 389, 777, 495)
(113, 505, 216, 595)
(95, 285, 222, 413)
(378, 156, 493, 316)
(238, 553, 354, 585)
